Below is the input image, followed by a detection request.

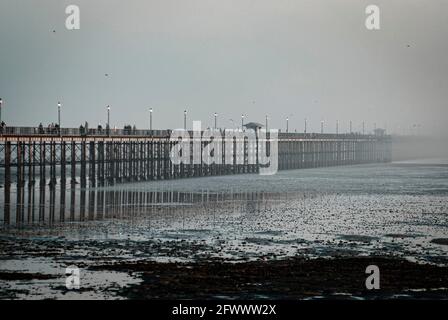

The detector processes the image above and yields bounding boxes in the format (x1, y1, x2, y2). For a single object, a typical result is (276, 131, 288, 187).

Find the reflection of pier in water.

(2, 180, 304, 227)
(0, 129, 392, 226)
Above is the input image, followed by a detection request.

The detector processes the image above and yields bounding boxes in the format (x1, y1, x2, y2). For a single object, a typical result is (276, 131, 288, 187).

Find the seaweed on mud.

(88, 256, 448, 300)
(431, 238, 448, 246)
(0, 272, 58, 281)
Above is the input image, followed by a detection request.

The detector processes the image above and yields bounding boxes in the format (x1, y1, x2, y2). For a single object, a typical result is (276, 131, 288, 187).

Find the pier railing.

(0, 126, 382, 140)
(0, 126, 170, 137)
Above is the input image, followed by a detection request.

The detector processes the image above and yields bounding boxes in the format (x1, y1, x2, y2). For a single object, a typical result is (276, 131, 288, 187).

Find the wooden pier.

(0, 127, 392, 187)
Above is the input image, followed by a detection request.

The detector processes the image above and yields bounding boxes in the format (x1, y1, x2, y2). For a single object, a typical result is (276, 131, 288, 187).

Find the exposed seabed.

(1, 161, 447, 299)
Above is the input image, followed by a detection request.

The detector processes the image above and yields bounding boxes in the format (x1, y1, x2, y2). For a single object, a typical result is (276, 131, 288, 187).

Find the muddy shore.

(91, 256, 448, 300)
(1, 162, 447, 299)
(1, 234, 448, 299)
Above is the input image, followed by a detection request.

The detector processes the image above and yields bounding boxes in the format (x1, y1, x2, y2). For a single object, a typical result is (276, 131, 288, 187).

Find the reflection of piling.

(70, 183, 76, 221)
(38, 184, 45, 221)
(27, 184, 33, 222)
(3, 182, 10, 224)
(97, 188, 104, 219)
(49, 186, 56, 224)
(88, 188, 95, 220)
(80, 187, 86, 220)
(60, 183, 66, 222)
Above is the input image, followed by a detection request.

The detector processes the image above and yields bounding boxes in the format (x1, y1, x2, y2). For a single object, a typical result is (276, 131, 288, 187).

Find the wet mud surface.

(96, 257, 448, 300)
(1, 234, 448, 300)
(1, 162, 447, 299)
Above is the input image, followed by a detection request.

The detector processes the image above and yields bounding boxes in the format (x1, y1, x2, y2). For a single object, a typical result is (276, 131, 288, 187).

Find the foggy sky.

(0, 0, 447, 135)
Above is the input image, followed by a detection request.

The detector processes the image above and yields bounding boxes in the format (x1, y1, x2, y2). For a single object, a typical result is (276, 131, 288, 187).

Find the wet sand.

(1, 162, 447, 299)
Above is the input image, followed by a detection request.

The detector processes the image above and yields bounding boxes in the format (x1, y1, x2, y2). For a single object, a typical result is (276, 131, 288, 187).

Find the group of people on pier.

(37, 122, 60, 135)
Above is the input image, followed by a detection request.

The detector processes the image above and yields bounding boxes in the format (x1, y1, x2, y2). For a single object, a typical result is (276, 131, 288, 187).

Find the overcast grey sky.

(0, 0, 447, 135)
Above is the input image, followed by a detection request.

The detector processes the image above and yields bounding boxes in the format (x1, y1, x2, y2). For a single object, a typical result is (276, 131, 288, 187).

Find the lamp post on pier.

(0, 98, 3, 124)
(57, 101, 62, 136)
(214, 112, 217, 129)
(107, 105, 110, 136)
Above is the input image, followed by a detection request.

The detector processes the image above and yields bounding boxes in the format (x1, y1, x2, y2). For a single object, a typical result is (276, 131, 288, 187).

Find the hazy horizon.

(0, 0, 447, 136)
